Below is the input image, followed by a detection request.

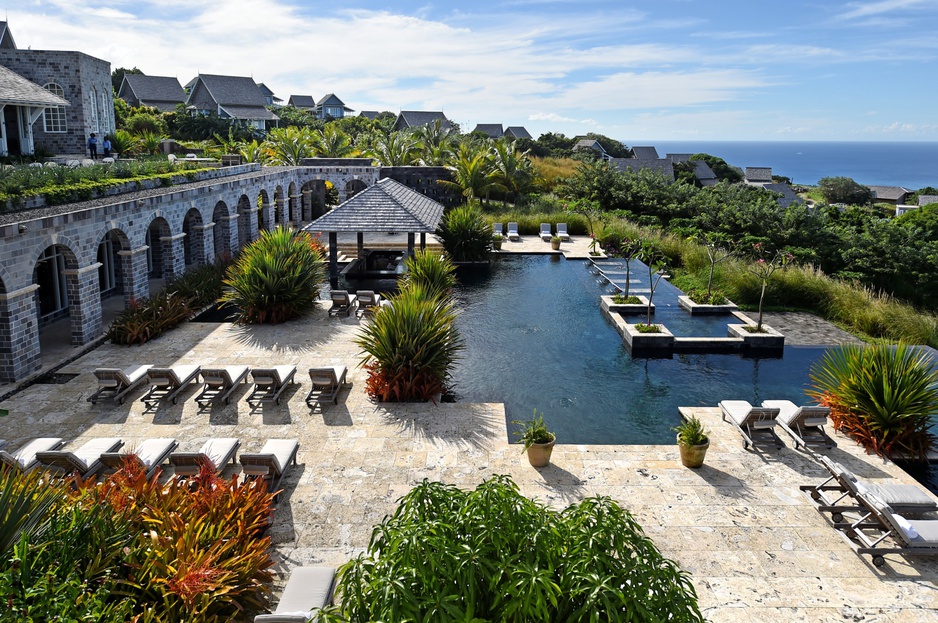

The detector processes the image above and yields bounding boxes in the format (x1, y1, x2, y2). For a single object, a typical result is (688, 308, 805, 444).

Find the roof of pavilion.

(304, 177, 444, 234)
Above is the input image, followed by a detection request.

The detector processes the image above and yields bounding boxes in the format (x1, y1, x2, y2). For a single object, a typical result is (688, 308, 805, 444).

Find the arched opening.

(302, 180, 328, 220)
(288, 181, 298, 223)
(346, 179, 367, 199)
(33, 244, 78, 323)
(145, 217, 171, 294)
(213, 200, 231, 261)
(274, 185, 285, 225)
(182, 208, 204, 267)
(237, 194, 252, 249)
(257, 189, 271, 232)
(97, 229, 129, 300)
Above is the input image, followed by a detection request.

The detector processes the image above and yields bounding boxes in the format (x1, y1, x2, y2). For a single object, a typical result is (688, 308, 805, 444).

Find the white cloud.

(840, 0, 928, 20)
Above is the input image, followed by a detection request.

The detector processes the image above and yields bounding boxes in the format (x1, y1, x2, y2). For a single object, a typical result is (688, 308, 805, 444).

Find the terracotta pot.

(526, 438, 555, 467)
(678, 436, 709, 468)
(551, 239, 561, 250)
(493, 238, 503, 250)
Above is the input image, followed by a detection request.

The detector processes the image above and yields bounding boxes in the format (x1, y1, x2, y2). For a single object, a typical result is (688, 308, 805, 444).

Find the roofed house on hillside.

(359, 111, 380, 120)
(393, 111, 452, 131)
(631, 146, 660, 159)
(0, 21, 113, 156)
(742, 166, 803, 209)
(288, 95, 316, 111)
(316, 93, 353, 119)
(473, 124, 503, 138)
(667, 153, 719, 187)
(256, 83, 282, 107)
(744, 167, 774, 185)
(573, 139, 609, 160)
(117, 75, 186, 112)
(610, 157, 675, 182)
(868, 185, 912, 206)
(504, 126, 532, 140)
(185, 74, 278, 131)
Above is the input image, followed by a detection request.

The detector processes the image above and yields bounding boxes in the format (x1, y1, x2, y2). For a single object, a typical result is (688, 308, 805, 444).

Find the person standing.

(87, 133, 98, 159)
(102, 135, 112, 158)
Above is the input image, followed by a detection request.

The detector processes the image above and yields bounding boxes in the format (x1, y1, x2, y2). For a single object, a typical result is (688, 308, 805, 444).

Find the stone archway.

(288, 181, 298, 223)
(96, 228, 130, 301)
(145, 217, 174, 292)
(237, 194, 254, 248)
(182, 208, 205, 267)
(257, 189, 272, 233)
(274, 185, 285, 226)
(345, 179, 367, 199)
(213, 200, 233, 261)
(33, 243, 79, 323)
(302, 180, 328, 220)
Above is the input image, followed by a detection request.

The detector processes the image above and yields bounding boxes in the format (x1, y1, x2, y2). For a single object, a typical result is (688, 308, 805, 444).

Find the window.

(43, 83, 67, 133)
(90, 86, 99, 133)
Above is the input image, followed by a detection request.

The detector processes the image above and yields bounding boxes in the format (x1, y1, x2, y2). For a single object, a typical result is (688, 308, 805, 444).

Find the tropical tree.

(747, 243, 793, 331)
(490, 139, 535, 206)
(818, 176, 873, 205)
(435, 205, 493, 262)
(699, 233, 737, 299)
(413, 119, 456, 165)
(239, 139, 267, 163)
(367, 131, 421, 166)
(315, 125, 358, 157)
(108, 129, 139, 157)
(264, 126, 318, 165)
(640, 243, 668, 327)
(439, 143, 504, 206)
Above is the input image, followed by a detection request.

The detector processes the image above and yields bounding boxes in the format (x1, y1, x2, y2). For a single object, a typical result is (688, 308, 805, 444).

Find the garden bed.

(678, 295, 738, 315)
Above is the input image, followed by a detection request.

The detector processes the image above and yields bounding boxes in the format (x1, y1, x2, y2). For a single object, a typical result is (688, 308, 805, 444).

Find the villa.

(184, 73, 279, 131)
(393, 110, 452, 131)
(117, 74, 187, 112)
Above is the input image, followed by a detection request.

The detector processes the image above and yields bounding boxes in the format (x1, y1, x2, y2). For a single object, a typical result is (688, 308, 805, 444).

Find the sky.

(7, 0, 938, 141)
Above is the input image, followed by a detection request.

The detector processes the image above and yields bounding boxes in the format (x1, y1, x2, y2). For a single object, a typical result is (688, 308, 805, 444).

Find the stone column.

(290, 194, 302, 225)
(275, 197, 285, 226)
(0, 284, 41, 382)
(63, 263, 103, 345)
(160, 233, 187, 282)
(193, 223, 214, 266)
(118, 245, 150, 306)
(261, 203, 274, 233)
(301, 190, 313, 221)
(239, 204, 258, 244)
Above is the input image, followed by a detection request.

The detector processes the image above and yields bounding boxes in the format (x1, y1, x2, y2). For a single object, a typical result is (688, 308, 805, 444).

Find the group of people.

(86, 133, 112, 159)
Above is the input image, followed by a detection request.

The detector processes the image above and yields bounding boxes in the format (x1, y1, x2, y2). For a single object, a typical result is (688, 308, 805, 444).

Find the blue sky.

(10, 0, 938, 140)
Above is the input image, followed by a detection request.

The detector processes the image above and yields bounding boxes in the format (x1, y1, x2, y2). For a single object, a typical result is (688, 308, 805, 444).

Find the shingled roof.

(289, 95, 316, 108)
(504, 126, 532, 139)
(868, 185, 912, 202)
(305, 178, 444, 234)
(0, 64, 70, 107)
(0, 21, 16, 49)
(745, 167, 773, 183)
(119, 75, 186, 112)
(763, 183, 804, 209)
(631, 146, 660, 159)
(187, 74, 279, 120)
(394, 111, 452, 130)
(473, 124, 503, 138)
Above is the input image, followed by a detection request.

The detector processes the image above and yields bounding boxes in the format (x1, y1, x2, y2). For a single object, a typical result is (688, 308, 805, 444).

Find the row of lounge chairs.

(1, 436, 299, 491)
(89, 365, 349, 410)
(718, 399, 835, 450)
(493, 222, 571, 242)
(328, 290, 383, 318)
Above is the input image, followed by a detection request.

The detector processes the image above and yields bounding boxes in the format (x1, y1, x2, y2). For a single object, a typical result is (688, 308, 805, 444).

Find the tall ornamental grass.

(435, 205, 493, 262)
(320, 475, 704, 623)
(809, 343, 938, 460)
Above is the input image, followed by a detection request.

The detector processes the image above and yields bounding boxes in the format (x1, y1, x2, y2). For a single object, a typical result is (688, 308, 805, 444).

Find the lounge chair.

(247, 365, 297, 406)
(718, 400, 782, 449)
(170, 438, 241, 477)
(355, 291, 381, 318)
(305, 366, 349, 410)
(254, 566, 336, 623)
(239, 438, 300, 493)
(801, 455, 937, 522)
(556, 223, 571, 241)
(493, 222, 503, 237)
(35, 437, 124, 478)
(761, 400, 834, 449)
(141, 365, 201, 408)
(196, 365, 250, 407)
(841, 491, 938, 567)
(539, 223, 552, 242)
(506, 222, 520, 242)
(328, 290, 358, 317)
(88, 365, 153, 405)
(100, 438, 179, 479)
(0, 438, 64, 471)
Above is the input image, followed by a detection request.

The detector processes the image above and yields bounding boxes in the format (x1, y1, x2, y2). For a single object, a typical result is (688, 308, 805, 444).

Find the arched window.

(90, 86, 99, 133)
(43, 83, 67, 133)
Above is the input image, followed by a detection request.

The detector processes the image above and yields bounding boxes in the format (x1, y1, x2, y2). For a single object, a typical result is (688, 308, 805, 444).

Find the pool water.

(451, 255, 825, 445)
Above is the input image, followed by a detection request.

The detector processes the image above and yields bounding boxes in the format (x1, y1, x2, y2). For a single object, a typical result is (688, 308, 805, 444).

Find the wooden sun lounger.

(254, 566, 336, 623)
(355, 291, 382, 318)
(100, 438, 179, 479)
(141, 365, 201, 408)
(88, 365, 152, 404)
(35, 437, 123, 478)
(328, 290, 358, 317)
(762, 400, 834, 450)
(719, 400, 782, 449)
(169, 438, 241, 477)
(247, 366, 297, 406)
(196, 365, 250, 407)
(305, 366, 349, 410)
(0, 438, 64, 472)
(239, 438, 300, 494)
(840, 490, 938, 567)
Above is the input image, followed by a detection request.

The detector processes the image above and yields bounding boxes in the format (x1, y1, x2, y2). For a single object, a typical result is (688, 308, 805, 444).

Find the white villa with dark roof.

(185, 74, 279, 130)
(117, 75, 186, 112)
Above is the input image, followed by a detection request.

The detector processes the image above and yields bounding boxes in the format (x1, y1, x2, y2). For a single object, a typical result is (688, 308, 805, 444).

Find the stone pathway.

(763, 312, 864, 346)
(1, 307, 935, 622)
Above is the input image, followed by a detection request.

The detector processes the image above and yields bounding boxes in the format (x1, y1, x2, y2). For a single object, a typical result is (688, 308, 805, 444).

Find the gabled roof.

(188, 74, 269, 107)
(745, 167, 773, 182)
(763, 183, 804, 209)
(317, 93, 346, 107)
(574, 139, 606, 152)
(632, 146, 659, 159)
(667, 153, 693, 163)
(868, 185, 912, 202)
(473, 124, 503, 138)
(693, 160, 718, 182)
(0, 64, 70, 107)
(289, 95, 317, 108)
(504, 126, 532, 139)
(256, 82, 275, 97)
(0, 21, 16, 49)
(359, 111, 380, 119)
(610, 158, 675, 182)
(120, 75, 186, 111)
(395, 111, 452, 129)
(304, 177, 444, 234)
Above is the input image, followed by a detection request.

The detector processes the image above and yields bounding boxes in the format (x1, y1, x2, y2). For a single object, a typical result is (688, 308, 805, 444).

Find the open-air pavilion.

(303, 177, 446, 285)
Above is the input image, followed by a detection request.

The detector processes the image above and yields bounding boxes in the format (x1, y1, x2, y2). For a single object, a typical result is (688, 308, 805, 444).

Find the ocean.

(635, 141, 938, 189)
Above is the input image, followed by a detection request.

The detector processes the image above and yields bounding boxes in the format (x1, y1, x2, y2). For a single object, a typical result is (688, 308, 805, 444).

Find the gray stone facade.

(0, 49, 114, 155)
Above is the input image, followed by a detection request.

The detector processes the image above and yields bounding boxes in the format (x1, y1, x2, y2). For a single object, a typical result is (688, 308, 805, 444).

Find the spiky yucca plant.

(809, 343, 938, 460)
(435, 205, 493, 262)
(222, 227, 326, 324)
(399, 250, 457, 301)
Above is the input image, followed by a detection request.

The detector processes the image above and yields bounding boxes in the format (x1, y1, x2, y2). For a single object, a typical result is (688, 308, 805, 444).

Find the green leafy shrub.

(684, 288, 728, 305)
(399, 249, 457, 301)
(169, 261, 230, 309)
(634, 323, 661, 333)
(222, 227, 326, 324)
(674, 416, 709, 446)
(321, 475, 703, 622)
(435, 205, 493, 261)
(512, 409, 555, 450)
(612, 293, 641, 304)
(809, 343, 938, 460)
(108, 291, 194, 345)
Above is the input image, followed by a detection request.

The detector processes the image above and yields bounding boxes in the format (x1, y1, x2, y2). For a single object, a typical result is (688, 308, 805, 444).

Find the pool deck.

(1, 305, 936, 622)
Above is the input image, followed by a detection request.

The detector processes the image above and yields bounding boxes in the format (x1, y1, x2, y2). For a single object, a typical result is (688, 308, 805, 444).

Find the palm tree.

(315, 125, 358, 157)
(491, 139, 535, 206)
(413, 119, 455, 165)
(439, 143, 504, 206)
(264, 126, 317, 165)
(368, 131, 421, 166)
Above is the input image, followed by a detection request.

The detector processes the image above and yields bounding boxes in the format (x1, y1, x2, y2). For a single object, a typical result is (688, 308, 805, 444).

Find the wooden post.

(329, 231, 339, 288)
(420, 232, 426, 251)
(357, 231, 364, 260)
(407, 232, 415, 258)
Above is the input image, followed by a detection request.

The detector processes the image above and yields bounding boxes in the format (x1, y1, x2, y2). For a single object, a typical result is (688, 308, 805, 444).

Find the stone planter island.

(678, 295, 738, 315)
(727, 323, 785, 351)
(600, 295, 653, 316)
(622, 322, 674, 355)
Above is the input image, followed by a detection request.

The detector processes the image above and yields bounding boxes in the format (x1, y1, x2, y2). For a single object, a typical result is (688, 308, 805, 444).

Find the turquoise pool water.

(451, 255, 825, 445)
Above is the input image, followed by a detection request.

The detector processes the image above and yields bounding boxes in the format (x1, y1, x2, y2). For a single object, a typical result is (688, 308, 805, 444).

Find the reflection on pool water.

(451, 255, 825, 445)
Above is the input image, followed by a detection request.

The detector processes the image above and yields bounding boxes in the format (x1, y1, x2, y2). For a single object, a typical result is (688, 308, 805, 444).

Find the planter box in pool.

(678, 295, 738, 315)
(601, 295, 653, 316)
(727, 323, 785, 350)
(623, 323, 674, 354)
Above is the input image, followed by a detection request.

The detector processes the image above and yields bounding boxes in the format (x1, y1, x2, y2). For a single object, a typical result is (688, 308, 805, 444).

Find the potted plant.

(674, 416, 710, 468)
(550, 235, 562, 251)
(493, 233, 503, 251)
(514, 410, 556, 467)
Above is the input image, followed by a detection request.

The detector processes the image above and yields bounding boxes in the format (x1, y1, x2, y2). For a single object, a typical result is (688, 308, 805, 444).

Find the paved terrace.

(0, 296, 935, 622)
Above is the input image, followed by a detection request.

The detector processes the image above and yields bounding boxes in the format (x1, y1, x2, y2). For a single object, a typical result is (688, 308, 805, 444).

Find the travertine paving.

(1, 307, 935, 622)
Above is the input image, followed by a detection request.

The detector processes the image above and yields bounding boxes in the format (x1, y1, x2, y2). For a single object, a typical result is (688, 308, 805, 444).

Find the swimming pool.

(451, 255, 826, 445)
